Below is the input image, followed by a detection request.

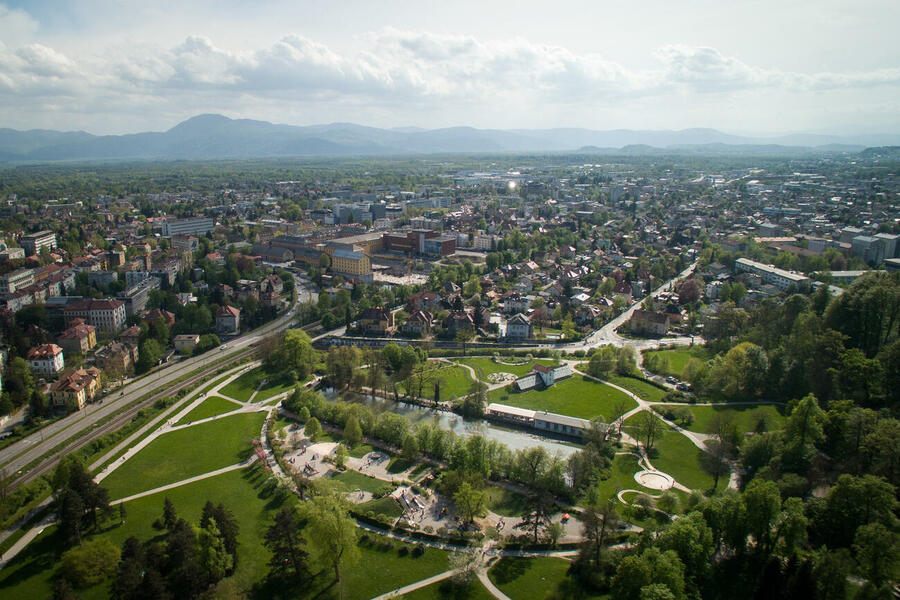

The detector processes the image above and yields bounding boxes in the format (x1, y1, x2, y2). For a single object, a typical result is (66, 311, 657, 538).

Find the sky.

(0, 0, 898, 136)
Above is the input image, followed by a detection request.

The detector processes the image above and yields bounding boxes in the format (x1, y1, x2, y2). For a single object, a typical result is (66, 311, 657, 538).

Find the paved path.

(110, 459, 255, 506)
(478, 567, 512, 600)
(370, 569, 456, 600)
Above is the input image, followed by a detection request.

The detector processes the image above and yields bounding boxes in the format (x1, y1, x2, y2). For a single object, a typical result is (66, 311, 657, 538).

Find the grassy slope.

(399, 364, 475, 401)
(101, 412, 266, 500)
(604, 375, 668, 403)
(488, 376, 637, 421)
(643, 346, 712, 377)
(174, 395, 242, 425)
(685, 404, 786, 435)
(489, 557, 605, 600)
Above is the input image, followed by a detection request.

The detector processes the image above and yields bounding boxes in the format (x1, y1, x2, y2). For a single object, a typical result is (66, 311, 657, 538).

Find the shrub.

(398, 546, 409, 556)
(412, 544, 425, 557)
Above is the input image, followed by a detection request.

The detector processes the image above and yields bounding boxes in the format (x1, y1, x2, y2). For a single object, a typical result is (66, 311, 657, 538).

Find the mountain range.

(0, 114, 897, 162)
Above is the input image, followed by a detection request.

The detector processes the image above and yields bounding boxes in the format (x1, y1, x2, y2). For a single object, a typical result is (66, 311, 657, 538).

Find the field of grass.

(455, 357, 559, 381)
(399, 364, 475, 401)
(685, 404, 786, 435)
(330, 469, 391, 494)
(174, 395, 241, 425)
(348, 443, 375, 458)
(488, 376, 637, 421)
(358, 496, 403, 518)
(489, 557, 603, 600)
(343, 537, 450, 600)
(592, 453, 642, 504)
(0, 466, 287, 600)
(220, 368, 297, 402)
(100, 412, 266, 500)
(403, 579, 495, 600)
(484, 486, 531, 517)
(651, 427, 718, 492)
(604, 375, 669, 402)
(0, 464, 449, 600)
(643, 346, 712, 377)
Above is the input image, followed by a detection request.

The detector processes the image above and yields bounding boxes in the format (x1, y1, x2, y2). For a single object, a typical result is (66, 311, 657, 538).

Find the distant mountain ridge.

(0, 114, 897, 161)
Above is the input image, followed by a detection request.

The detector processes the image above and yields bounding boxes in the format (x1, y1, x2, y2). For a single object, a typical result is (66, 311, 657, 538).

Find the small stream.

(323, 389, 581, 459)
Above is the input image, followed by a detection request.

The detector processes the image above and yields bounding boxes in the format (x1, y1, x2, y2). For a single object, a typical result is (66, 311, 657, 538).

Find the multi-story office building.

(20, 230, 58, 256)
(159, 217, 214, 237)
(0, 268, 35, 297)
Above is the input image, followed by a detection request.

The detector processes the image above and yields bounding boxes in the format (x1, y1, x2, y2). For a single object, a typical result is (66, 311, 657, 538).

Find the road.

(0, 276, 317, 483)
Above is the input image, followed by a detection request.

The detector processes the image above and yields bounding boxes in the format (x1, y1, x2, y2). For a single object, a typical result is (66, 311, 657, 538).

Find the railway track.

(10, 346, 259, 489)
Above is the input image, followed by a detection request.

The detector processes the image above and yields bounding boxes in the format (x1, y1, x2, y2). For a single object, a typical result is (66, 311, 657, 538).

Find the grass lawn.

(0, 466, 288, 600)
(400, 364, 475, 401)
(685, 404, 786, 435)
(643, 346, 712, 377)
(605, 376, 669, 403)
(484, 486, 531, 517)
(591, 453, 642, 504)
(0, 464, 448, 600)
(488, 376, 637, 421)
(100, 412, 266, 500)
(651, 427, 718, 492)
(330, 469, 392, 494)
(174, 396, 241, 425)
(220, 367, 297, 402)
(402, 579, 495, 600)
(489, 557, 604, 600)
(348, 443, 375, 458)
(455, 357, 560, 381)
(388, 457, 414, 474)
(358, 496, 403, 519)
(341, 537, 450, 600)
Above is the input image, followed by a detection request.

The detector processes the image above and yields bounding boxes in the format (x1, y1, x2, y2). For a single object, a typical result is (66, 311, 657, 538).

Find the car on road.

(219, 344, 228, 350)
(666, 376, 678, 384)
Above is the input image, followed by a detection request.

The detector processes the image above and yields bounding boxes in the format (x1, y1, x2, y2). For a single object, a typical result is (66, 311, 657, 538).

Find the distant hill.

(0, 114, 896, 162)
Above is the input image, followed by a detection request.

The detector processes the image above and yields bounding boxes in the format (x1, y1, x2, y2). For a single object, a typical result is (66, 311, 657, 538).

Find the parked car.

(666, 376, 677, 384)
(677, 382, 692, 392)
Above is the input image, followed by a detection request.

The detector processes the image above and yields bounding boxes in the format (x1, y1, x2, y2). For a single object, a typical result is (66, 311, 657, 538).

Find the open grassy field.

(358, 496, 403, 518)
(399, 364, 475, 401)
(484, 486, 531, 517)
(0, 466, 287, 600)
(684, 404, 786, 435)
(100, 411, 266, 500)
(604, 375, 669, 402)
(455, 357, 560, 381)
(489, 557, 606, 600)
(330, 469, 392, 494)
(0, 464, 450, 600)
(402, 579, 495, 600)
(174, 395, 242, 425)
(220, 367, 297, 402)
(592, 452, 642, 504)
(488, 376, 637, 421)
(652, 427, 717, 492)
(643, 346, 712, 377)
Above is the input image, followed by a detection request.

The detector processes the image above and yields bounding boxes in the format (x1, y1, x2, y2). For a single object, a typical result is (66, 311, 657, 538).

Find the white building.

(27, 344, 65, 377)
(20, 230, 57, 256)
(735, 258, 810, 290)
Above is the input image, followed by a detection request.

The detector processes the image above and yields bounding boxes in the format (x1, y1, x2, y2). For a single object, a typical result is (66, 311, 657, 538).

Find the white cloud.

(0, 4, 38, 48)
(0, 27, 897, 133)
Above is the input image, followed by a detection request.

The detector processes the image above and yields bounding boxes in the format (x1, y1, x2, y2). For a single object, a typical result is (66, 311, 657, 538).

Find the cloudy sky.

(1, 0, 898, 135)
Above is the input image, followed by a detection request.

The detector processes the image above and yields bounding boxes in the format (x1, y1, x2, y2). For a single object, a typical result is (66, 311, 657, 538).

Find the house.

(27, 344, 65, 377)
(95, 342, 138, 375)
(173, 334, 200, 353)
(62, 298, 127, 333)
(406, 290, 441, 312)
(630, 309, 670, 336)
(513, 363, 572, 392)
(216, 305, 241, 334)
(119, 325, 141, 347)
(49, 367, 101, 410)
(506, 313, 533, 339)
(144, 309, 176, 328)
(57, 323, 97, 354)
(358, 307, 394, 336)
(401, 310, 432, 337)
(443, 310, 475, 337)
(503, 293, 531, 314)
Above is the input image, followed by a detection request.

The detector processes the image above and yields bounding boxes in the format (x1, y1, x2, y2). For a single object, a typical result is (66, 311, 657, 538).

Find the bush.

(412, 544, 425, 557)
(398, 546, 409, 556)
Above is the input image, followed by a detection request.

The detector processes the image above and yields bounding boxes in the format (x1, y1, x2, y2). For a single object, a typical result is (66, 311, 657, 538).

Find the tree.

(611, 547, 686, 600)
(300, 491, 359, 586)
(786, 394, 825, 452)
(453, 481, 485, 523)
(448, 551, 483, 585)
(59, 537, 121, 588)
(136, 339, 162, 374)
(334, 443, 347, 469)
(264, 506, 308, 581)
(163, 497, 178, 531)
(200, 502, 239, 571)
(580, 498, 619, 566)
(853, 522, 899, 587)
(515, 492, 555, 544)
(197, 519, 232, 586)
(402, 433, 419, 461)
(304, 417, 321, 441)
(344, 415, 362, 446)
(637, 411, 661, 454)
(656, 512, 714, 593)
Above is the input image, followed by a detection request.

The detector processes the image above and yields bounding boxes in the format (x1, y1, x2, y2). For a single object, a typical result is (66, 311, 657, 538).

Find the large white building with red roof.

(27, 343, 65, 377)
(63, 298, 127, 333)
